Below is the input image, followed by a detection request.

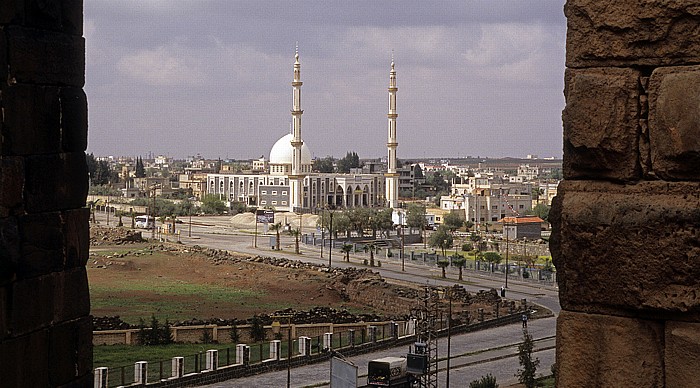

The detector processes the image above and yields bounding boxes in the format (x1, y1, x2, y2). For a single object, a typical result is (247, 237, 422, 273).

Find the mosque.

(206, 48, 400, 212)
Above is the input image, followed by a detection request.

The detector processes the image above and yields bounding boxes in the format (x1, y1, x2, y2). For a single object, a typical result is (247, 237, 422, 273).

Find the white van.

(135, 215, 155, 229)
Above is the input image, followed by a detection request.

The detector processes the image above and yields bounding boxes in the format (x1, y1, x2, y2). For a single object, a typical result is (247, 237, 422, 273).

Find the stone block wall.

(0, 1, 91, 387)
(553, 1, 700, 386)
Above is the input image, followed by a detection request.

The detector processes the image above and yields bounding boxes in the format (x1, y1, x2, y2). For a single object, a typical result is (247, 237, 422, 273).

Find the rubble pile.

(90, 226, 145, 246)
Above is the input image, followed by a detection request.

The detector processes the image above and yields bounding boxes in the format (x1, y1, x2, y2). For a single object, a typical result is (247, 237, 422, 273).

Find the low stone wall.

(93, 321, 405, 346)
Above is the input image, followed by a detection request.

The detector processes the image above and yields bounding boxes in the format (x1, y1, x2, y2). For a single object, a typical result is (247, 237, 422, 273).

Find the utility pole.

(328, 208, 334, 268)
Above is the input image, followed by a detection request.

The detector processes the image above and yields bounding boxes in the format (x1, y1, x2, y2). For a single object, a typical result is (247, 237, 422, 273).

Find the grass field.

(90, 280, 285, 325)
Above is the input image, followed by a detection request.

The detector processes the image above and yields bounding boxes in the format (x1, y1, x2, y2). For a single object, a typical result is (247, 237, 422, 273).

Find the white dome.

(269, 133, 312, 165)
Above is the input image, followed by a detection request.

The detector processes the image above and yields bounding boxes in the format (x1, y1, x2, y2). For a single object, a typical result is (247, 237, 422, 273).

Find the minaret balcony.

(386, 142, 398, 147)
(291, 109, 304, 115)
(387, 113, 398, 119)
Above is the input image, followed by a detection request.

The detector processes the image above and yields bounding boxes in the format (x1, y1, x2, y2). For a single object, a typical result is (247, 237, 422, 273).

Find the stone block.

(0, 217, 20, 285)
(0, 84, 61, 155)
(0, 329, 50, 387)
(18, 212, 64, 278)
(551, 180, 700, 318)
(665, 321, 700, 388)
(59, 87, 88, 152)
(53, 267, 90, 322)
(0, 0, 24, 25)
(61, 208, 90, 268)
(10, 274, 55, 336)
(566, 0, 700, 68)
(0, 286, 8, 340)
(0, 29, 7, 86)
(6, 25, 84, 86)
(61, 0, 83, 36)
(562, 68, 641, 181)
(0, 157, 24, 217)
(24, 0, 63, 31)
(556, 310, 664, 387)
(648, 65, 700, 180)
(25, 152, 88, 213)
(49, 316, 93, 386)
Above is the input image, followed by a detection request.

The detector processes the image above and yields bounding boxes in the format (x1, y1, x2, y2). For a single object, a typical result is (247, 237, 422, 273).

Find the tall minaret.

(385, 57, 399, 209)
(290, 45, 305, 211)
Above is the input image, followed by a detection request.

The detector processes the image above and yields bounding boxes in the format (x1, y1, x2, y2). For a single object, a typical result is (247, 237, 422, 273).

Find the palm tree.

(341, 243, 352, 262)
(453, 256, 466, 280)
(288, 228, 301, 254)
(364, 242, 378, 267)
(270, 222, 282, 250)
(437, 259, 450, 278)
(87, 199, 101, 223)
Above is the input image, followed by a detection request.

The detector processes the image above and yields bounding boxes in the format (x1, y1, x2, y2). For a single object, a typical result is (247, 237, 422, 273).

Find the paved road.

(200, 319, 555, 388)
(92, 213, 560, 387)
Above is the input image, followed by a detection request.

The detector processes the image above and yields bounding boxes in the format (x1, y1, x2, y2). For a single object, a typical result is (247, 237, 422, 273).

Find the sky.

(84, 0, 567, 161)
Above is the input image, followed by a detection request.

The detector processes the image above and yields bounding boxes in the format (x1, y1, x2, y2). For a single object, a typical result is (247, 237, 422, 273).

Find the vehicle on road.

(367, 357, 410, 387)
(134, 215, 155, 229)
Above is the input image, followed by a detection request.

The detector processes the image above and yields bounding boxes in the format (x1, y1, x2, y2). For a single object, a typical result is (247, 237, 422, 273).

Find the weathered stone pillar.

(553, 1, 700, 386)
(0, 1, 91, 386)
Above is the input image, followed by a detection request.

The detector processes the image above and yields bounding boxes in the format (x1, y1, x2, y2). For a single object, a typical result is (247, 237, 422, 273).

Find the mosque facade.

(206, 49, 398, 212)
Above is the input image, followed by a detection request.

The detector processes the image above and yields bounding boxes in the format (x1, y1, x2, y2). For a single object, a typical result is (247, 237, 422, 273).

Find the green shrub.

(137, 315, 173, 345)
(200, 330, 213, 344)
(250, 315, 267, 342)
(230, 323, 240, 343)
(469, 373, 498, 388)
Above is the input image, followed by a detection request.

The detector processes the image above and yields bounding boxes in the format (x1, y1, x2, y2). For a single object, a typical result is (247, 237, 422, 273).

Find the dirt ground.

(89, 244, 364, 324)
(88, 226, 533, 327)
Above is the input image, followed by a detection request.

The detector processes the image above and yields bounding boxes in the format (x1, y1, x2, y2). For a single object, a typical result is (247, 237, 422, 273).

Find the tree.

(336, 151, 361, 173)
(443, 212, 464, 233)
(137, 315, 173, 345)
(200, 194, 227, 214)
(437, 259, 450, 278)
(341, 243, 352, 262)
(482, 251, 502, 265)
(86, 199, 101, 223)
(429, 225, 453, 257)
(406, 204, 426, 234)
(453, 256, 466, 280)
(250, 315, 266, 342)
(86, 153, 118, 186)
(374, 208, 394, 237)
(135, 156, 146, 178)
(270, 222, 282, 250)
(470, 374, 498, 388)
(516, 329, 540, 388)
(528, 203, 550, 221)
(289, 228, 301, 254)
(313, 156, 335, 173)
(364, 242, 378, 267)
(230, 322, 240, 343)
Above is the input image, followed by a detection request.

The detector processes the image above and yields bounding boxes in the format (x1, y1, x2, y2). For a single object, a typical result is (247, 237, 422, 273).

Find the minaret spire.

(290, 45, 305, 211)
(385, 55, 399, 209)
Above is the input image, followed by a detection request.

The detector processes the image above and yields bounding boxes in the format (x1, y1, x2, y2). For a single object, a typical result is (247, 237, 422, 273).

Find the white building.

(206, 49, 396, 212)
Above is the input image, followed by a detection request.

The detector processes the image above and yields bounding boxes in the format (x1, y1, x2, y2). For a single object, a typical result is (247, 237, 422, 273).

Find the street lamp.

(271, 314, 293, 388)
(504, 220, 511, 289)
(318, 207, 324, 259)
(327, 206, 335, 268)
(187, 198, 194, 238)
(400, 211, 405, 271)
(253, 207, 259, 248)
